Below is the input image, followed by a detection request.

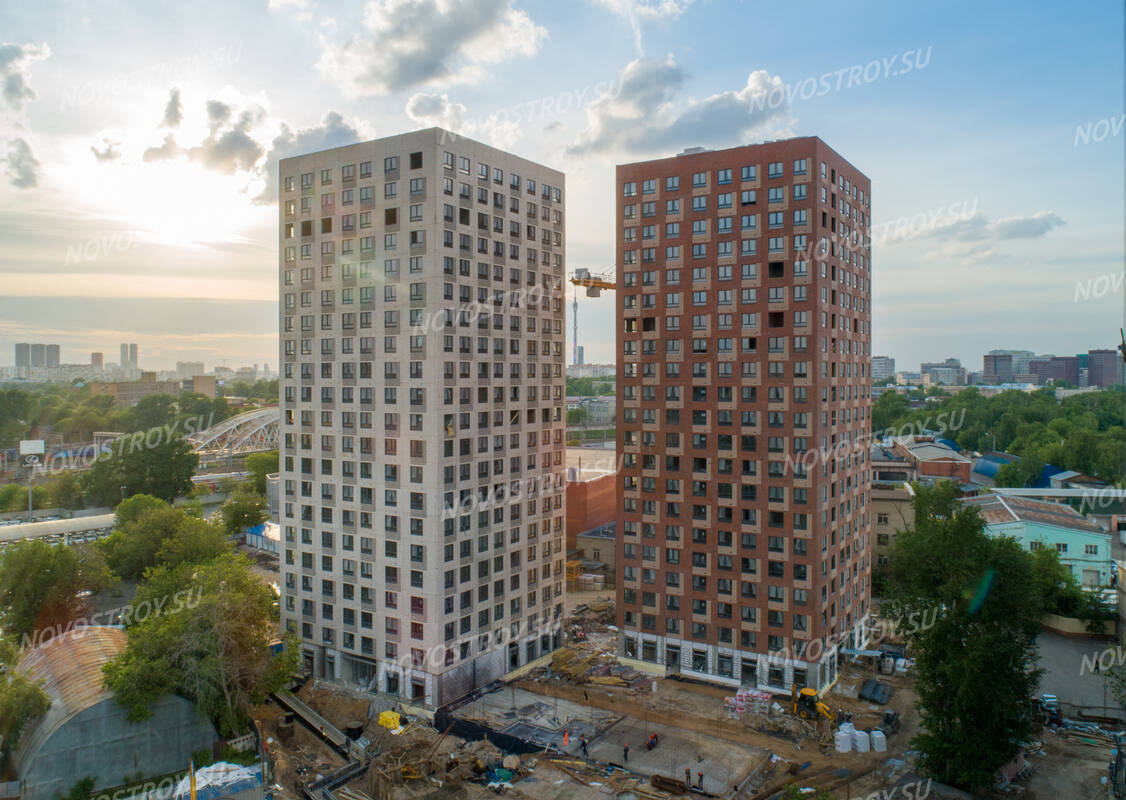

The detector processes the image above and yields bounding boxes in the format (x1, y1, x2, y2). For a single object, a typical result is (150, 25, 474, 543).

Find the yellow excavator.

(790, 686, 833, 720)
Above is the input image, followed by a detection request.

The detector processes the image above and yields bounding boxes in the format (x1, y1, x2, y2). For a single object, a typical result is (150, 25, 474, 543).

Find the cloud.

(90, 138, 121, 162)
(405, 92, 465, 130)
(191, 111, 264, 173)
(404, 91, 521, 149)
(5, 137, 39, 187)
(905, 211, 1065, 245)
(143, 96, 265, 175)
(901, 211, 1067, 266)
(162, 88, 182, 127)
(592, 0, 694, 54)
(992, 211, 1065, 240)
(138, 89, 363, 201)
(255, 110, 362, 202)
(0, 42, 50, 112)
(317, 0, 546, 97)
(568, 58, 791, 156)
(143, 133, 182, 162)
(206, 99, 232, 130)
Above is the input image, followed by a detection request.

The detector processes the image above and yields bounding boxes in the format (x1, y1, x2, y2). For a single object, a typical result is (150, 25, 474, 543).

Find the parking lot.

(1037, 630, 1125, 720)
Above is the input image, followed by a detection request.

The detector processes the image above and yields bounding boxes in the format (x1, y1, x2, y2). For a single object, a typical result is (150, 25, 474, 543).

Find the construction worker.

(685, 768, 691, 786)
(580, 736, 589, 758)
(623, 742, 629, 762)
(697, 771, 704, 789)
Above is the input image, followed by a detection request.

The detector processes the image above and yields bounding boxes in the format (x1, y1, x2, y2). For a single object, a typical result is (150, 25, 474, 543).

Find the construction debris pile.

(363, 729, 510, 800)
(1049, 720, 1123, 748)
(531, 645, 655, 691)
(564, 601, 615, 642)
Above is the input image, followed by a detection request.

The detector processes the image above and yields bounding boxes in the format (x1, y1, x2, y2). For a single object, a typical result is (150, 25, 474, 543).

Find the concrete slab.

(455, 685, 767, 796)
(584, 715, 757, 796)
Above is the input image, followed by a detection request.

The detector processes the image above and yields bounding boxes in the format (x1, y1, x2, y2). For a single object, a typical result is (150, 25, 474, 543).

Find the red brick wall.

(566, 473, 616, 550)
(917, 459, 971, 483)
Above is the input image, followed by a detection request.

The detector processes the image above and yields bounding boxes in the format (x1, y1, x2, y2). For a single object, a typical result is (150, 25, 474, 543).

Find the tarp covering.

(171, 763, 262, 800)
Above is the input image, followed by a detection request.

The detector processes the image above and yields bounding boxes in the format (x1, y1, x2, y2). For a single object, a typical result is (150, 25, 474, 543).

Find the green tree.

(81, 432, 197, 506)
(0, 540, 111, 641)
(58, 778, 97, 800)
(884, 482, 1043, 791)
(0, 484, 21, 511)
(244, 450, 279, 496)
(154, 519, 231, 569)
(0, 484, 48, 512)
(872, 390, 910, 433)
(126, 394, 177, 432)
(46, 471, 84, 510)
(103, 553, 298, 737)
(566, 408, 589, 426)
(114, 493, 168, 526)
(98, 505, 220, 581)
(1030, 547, 1085, 616)
(0, 636, 50, 769)
(220, 487, 267, 535)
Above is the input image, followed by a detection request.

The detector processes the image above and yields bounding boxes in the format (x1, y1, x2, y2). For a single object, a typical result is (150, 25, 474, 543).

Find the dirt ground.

(515, 664, 920, 794)
(256, 699, 347, 800)
(1023, 730, 1113, 800)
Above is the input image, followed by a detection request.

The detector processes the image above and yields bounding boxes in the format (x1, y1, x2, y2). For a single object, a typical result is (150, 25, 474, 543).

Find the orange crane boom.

(569, 268, 616, 366)
(570, 267, 616, 297)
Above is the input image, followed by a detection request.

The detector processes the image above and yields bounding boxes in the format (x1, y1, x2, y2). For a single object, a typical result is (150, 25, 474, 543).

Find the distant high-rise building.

(1088, 349, 1121, 388)
(30, 343, 46, 368)
(176, 361, 205, 379)
(91, 352, 104, 369)
(577, 345, 585, 366)
(986, 349, 1036, 376)
(871, 356, 895, 381)
(920, 358, 965, 386)
(14, 343, 30, 375)
(119, 343, 138, 368)
(615, 137, 872, 694)
(277, 129, 567, 706)
(983, 353, 1014, 384)
(45, 344, 60, 368)
(1030, 356, 1080, 386)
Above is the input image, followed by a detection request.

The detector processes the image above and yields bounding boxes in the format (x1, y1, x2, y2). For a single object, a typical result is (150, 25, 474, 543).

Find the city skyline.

(0, 0, 1121, 371)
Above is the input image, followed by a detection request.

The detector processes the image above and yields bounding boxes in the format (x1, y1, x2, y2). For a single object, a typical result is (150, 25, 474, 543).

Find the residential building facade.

(277, 129, 568, 708)
(614, 137, 873, 695)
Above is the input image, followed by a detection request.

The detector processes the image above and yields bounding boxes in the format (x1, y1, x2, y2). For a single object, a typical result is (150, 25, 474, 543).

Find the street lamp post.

(26, 455, 40, 523)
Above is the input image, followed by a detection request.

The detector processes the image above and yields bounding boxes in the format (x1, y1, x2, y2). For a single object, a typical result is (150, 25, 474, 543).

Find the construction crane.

(569, 267, 616, 366)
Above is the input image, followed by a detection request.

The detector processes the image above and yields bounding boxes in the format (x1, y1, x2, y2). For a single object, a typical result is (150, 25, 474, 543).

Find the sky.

(0, 0, 1123, 373)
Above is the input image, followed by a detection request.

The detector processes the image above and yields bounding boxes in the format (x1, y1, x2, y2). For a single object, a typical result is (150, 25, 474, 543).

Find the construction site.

(249, 597, 1112, 800)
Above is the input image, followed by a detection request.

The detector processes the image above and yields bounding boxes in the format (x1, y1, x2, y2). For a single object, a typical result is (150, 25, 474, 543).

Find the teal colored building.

(964, 494, 1111, 587)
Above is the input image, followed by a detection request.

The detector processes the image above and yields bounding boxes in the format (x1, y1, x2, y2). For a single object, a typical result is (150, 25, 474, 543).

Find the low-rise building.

(870, 445, 918, 565)
(892, 437, 974, 484)
(964, 494, 1112, 586)
(573, 523, 616, 589)
(566, 364, 616, 379)
(89, 372, 181, 406)
(565, 447, 617, 553)
(14, 626, 218, 800)
(189, 374, 217, 398)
